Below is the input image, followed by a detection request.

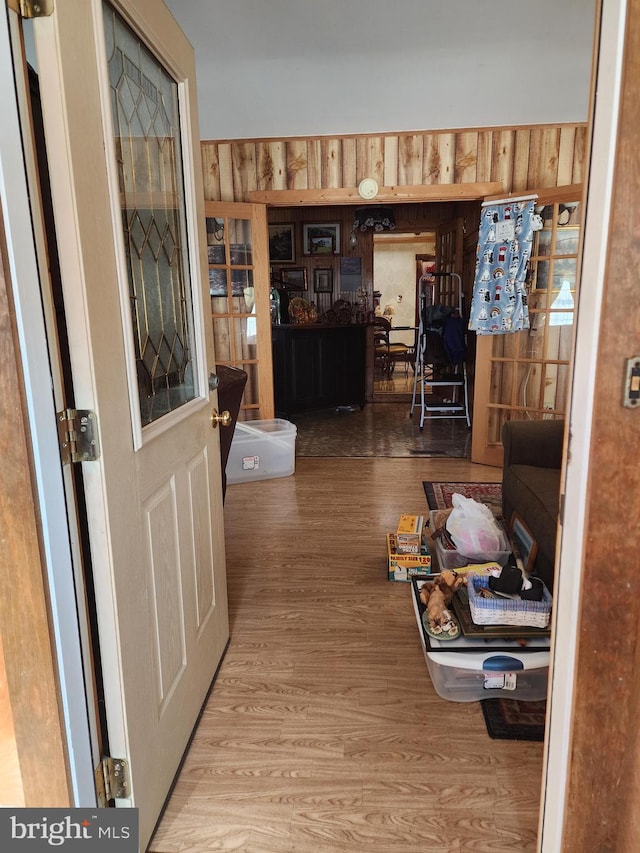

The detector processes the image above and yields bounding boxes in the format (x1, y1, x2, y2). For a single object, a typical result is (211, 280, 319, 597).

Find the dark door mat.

(481, 698, 546, 741)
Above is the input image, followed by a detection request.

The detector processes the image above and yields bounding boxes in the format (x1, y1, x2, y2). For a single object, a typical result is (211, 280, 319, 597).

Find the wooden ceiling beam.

(248, 183, 505, 206)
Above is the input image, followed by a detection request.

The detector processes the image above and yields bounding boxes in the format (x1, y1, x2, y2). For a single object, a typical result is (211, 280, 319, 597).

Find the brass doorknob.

(211, 409, 232, 428)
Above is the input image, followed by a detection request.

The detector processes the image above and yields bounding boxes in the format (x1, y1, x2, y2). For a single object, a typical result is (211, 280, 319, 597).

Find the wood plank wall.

(201, 124, 587, 203)
(264, 202, 466, 311)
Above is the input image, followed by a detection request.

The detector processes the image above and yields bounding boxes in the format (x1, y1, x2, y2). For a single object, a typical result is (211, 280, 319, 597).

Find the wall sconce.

(207, 217, 224, 242)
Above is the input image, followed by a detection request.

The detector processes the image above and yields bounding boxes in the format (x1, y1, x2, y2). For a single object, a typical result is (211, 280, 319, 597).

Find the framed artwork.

(510, 512, 538, 574)
(309, 235, 334, 255)
(268, 223, 295, 263)
(340, 255, 362, 292)
(303, 223, 340, 255)
(280, 267, 308, 290)
(313, 268, 333, 293)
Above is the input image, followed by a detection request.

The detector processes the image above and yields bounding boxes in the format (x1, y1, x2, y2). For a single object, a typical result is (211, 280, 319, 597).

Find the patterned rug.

(423, 480, 503, 517)
(481, 699, 546, 741)
(423, 480, 546, 742)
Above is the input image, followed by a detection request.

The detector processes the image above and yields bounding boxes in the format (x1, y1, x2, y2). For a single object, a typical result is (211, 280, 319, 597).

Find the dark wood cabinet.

(272, 324, 367, 417)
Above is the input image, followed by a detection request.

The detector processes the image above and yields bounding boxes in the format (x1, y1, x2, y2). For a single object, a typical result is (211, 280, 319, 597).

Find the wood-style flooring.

(149, 457, 543, 853)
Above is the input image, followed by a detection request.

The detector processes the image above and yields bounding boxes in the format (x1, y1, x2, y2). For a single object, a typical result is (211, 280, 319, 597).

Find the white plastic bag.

(445, 493, 504, 559)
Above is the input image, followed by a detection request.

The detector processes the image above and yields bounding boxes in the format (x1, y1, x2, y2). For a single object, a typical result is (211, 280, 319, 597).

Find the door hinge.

(57, 408, 100, 464)
(95, 757, 130, 806)
(18, 0, 53, 18)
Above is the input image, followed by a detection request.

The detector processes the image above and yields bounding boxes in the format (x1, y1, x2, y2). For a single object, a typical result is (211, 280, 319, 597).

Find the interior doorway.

(267, 201, 477, 458)
(372, 231, 435, 401)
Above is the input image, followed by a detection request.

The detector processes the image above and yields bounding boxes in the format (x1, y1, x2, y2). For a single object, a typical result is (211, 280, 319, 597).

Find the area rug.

(481, 698, 546, 741)
(423, 480, 503, 517)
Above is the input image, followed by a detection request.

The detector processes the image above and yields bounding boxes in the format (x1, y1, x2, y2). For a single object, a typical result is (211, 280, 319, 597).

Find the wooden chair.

(373, 317, 412, 375)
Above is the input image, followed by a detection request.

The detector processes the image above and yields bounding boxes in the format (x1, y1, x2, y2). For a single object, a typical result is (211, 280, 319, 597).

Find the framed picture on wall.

(268, 223, 295, 263)
(313, 268, 333, 293)
(303, 223, 340, 255)
(309, 235, 334, 255)
(280, 267, 308, 290)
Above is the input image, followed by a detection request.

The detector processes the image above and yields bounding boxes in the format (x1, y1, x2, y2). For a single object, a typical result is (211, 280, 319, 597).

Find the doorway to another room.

(269, 202, 477, 460)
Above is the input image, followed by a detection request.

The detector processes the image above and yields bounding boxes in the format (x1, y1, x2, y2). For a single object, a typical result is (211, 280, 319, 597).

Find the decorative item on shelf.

(288, 297, 318, 325)
(332, 298, 353, 325)
(269, 286, 280, 325)
(355, 285, 368, 323)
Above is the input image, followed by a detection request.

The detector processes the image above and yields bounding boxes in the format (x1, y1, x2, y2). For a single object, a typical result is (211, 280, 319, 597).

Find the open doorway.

(372, 231, 434, 401)
(267, 201, 478, 458)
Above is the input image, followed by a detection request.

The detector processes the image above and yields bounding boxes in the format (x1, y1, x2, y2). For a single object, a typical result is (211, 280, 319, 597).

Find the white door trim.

(540, 0, 626, 848)
(0, 6, 95, 805)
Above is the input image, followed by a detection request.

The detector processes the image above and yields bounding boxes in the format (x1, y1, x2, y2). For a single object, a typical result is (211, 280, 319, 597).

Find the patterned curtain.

(469, 198, 538, 335)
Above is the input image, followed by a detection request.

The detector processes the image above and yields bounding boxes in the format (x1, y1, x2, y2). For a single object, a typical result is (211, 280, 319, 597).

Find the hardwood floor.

(149, 458, 543, 853)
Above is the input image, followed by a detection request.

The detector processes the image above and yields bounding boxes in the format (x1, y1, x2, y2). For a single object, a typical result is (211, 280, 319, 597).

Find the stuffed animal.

(419, 571, 464, 631)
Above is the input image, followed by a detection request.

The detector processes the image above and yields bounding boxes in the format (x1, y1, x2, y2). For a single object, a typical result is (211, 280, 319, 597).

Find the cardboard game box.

(396, 514, 425, 554)
(387, 533, 431, 581)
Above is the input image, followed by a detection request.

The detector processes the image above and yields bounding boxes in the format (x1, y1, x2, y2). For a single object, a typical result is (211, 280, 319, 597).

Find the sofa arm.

(502, 418, 565, 470)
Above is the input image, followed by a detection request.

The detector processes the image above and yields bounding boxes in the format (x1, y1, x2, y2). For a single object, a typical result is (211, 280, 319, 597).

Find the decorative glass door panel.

(103, 5, 197, 427)
(471, 189, 582, 465)
(205, 201, 273, 421)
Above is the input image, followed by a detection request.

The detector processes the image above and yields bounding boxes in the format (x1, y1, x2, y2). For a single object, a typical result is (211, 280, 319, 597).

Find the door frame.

(0, 3, 95, 804)
(540, 0, 626, 846)
(0, 0, 630, 844)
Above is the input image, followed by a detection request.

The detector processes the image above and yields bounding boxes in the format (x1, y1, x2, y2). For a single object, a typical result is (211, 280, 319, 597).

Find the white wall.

(165, 0, 597, 140)
(374, 237, 434, 346)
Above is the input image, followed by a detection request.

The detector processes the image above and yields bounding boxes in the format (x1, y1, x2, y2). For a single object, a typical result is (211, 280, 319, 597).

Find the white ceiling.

(164, 0, 597, 141)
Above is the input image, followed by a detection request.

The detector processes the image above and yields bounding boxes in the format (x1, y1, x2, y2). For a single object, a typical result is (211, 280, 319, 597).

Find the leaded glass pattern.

(103, 2, 196, 425)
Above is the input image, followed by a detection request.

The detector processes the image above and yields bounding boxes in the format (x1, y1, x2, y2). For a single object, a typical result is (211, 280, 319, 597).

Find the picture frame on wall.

(268, 223, 295, 263)
(303, 223, 340, 255)
(309, 235, 334, 255)
(510, 512, 538, 574)
(313, 268, 333, 293)
(280, 267, 308, 290)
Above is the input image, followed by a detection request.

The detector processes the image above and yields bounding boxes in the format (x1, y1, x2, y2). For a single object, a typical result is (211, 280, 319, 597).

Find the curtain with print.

(469, 198, 538, 335)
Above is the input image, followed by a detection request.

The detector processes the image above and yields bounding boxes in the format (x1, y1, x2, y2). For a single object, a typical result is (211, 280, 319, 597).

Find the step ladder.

(410, 271, 471, 430)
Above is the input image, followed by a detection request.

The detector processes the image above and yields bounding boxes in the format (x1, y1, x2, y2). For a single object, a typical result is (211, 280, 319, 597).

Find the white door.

(32, 0, 228, 845)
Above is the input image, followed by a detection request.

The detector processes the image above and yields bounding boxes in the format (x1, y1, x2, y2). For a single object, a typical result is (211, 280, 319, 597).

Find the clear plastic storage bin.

(226, 419, 297, 484)
(412, 578, 549, 702)
(429, 510, 511, 568)
(424, 649, 549, 702)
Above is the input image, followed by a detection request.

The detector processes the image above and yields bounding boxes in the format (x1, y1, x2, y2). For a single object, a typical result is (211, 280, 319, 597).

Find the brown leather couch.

(501, 418, 565, 591)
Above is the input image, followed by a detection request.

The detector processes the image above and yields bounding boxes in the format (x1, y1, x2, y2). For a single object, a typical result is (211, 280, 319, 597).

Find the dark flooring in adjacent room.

(291, 401, 472, 458)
